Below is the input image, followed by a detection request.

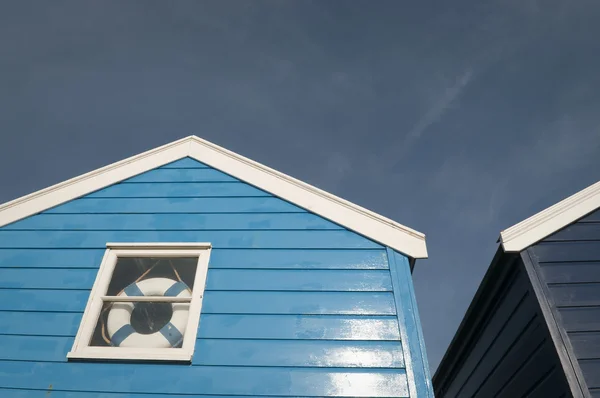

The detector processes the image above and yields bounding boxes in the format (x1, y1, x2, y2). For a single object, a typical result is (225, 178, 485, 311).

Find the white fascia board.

(188, 136, 428, 258)
(501, 180, 600, 252)
(0, 137, 190, 227)
(0, 135, 428, 259)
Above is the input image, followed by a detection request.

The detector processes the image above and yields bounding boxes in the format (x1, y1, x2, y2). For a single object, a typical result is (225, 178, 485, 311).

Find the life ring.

(107, 277, 191, 348)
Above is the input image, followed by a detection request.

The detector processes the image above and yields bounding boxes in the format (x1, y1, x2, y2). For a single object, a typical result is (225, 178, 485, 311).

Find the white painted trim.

(187, 136, 427, 258)
(0, 136, 427, 258)
(68, 246, 211, 362)
(501, 180, 600, 252)
(106, 242, 212, 250)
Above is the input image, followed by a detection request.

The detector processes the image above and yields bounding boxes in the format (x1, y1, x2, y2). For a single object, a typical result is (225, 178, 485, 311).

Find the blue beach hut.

(0, 136, 433, 398)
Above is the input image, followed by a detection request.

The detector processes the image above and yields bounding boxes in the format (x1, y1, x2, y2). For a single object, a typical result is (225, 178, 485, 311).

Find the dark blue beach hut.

(0, 136, 433, 398)
(434, 181, 600, 398)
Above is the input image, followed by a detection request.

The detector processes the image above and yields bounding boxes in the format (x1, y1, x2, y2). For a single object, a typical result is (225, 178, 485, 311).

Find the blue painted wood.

(0, 290, 91, 312)
(544, 223, 600, 242)
(0, 312, 82, 336)
(0, 312, 400, 341)
(0, 249, 106, 268)
(88, 182, 270, 198)
(126, 168, 237, 182)
(0, 289, 396, 315)
(209, 249, 389, 269)
(0, 268, 391, 291)
(0, 336, 404, 368)
(198, 314, 401, 340)
(0, 335, 74, 362)
(160, 158, 209, 168)
(44, 197, 305, 213)
(433, 254, 572, 398)
(558, 307, 600, 332)
(569, 332, 600, 359)
(205, 269, 392, 291)
(0, 362, 409, 397)
(5, 213, 342, 230)
(388, 249, 434, 398)
(0, 390, 390, 398)
(580, 360, 600, 388)
(0, 248, 387, 269)
(0, 230, 381, 249)
(0, 268, 96, 289)
(532, 241, 600, 262)
(0, 158, 429, 397)
(540, 262, 600, 283)
(548, 283, 600, 307)
(528, 208, 600, 396)
(581, 212, 600, 222)
(201, 291, 396, 315)
(11, 313, 397, 342)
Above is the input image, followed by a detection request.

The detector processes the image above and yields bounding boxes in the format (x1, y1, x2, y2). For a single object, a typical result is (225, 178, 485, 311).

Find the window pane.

(90, 301, 190, 348)
(106, 257, 198, 296)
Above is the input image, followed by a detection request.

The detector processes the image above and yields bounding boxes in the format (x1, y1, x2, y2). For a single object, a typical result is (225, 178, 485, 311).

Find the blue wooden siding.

(529, 207, 600, 396)
(0, 157, 428, 397)
(433, 253, 571, 398)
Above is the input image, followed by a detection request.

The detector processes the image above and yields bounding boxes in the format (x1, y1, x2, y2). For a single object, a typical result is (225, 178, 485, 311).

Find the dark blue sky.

(1, 0, 600, 372)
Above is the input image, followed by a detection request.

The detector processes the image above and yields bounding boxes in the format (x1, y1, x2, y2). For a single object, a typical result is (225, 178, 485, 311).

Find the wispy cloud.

(404, 68, 473, 145)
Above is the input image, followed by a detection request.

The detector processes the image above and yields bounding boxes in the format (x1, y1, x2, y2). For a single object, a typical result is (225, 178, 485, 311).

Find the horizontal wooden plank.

(532, 242, 600, 263)
(5, 213, 342, 231)
(544, 223, 600, 242)
(88, 182, 270, 198)
(196, 339, 404, 368)
(0, 290, 396, 315)
(0, 335, 74, 362)
(0, 249, 106, 268)
(540, 262, 600, 284)
(202, 291, 396, 315)
(160, 158, 210, 168)
(0, 312, 82, 336)
(569, 331, 600, 360)
(0, 269, 391, 292)
(0, 230, 381, 249)
(0, 390, 365, 398)
(0, 268, 95, 289)
(580, 359, 600, 388)
(558, 307, 600, 332)
(209, 249, 389, 269)
(580, 211, 600, 222)
(0, 249, 388, 269)
(206, 269, 392, 291)
(198, 314, 401, 340)
(0, 362, 409, 397)
(0, 312, 400, 340)
(126, 168, 237, 182)
(0, 336, 404, 368)
(44, 197, 305, 213)
(548, 284, 600, 307)
(0, 289, 91, 312)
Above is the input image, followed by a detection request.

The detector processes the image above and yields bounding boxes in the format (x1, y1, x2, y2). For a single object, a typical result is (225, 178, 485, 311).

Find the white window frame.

(67, 242, 211, 362)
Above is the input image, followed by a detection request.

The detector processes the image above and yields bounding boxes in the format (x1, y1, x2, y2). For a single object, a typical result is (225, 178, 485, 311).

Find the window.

(68, 243, 211, 362)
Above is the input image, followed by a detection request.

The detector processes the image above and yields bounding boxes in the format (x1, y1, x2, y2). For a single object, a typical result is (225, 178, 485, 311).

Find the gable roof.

(0, 136, 428, 259)
(501, 179, 600, 252)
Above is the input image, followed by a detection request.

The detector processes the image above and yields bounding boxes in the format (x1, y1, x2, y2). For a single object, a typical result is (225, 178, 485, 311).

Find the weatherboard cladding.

(0, 157, 432, 397)
(433, 251, 570, 398)
(529, 206, 600, 396)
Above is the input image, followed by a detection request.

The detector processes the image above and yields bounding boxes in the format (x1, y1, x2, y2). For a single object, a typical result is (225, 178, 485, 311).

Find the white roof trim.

(0, 136, 428, 258)
(501, 180, 600, 252)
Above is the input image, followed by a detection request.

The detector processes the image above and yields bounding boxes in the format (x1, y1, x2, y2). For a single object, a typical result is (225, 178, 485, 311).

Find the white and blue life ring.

(107, 277, 191, 348)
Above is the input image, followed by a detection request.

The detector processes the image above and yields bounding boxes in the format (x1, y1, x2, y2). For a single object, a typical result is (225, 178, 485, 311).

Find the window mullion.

(100, 296, 193, 303)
